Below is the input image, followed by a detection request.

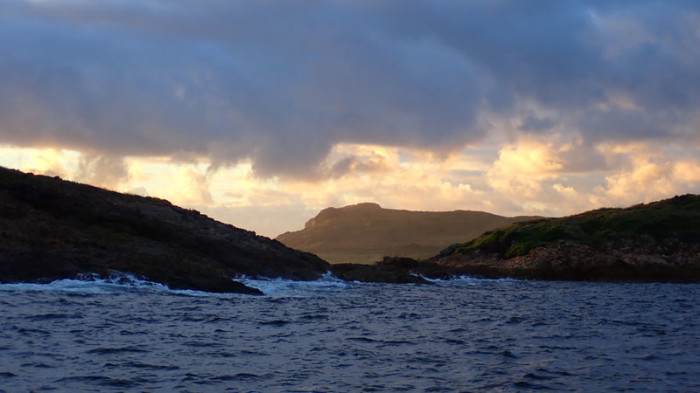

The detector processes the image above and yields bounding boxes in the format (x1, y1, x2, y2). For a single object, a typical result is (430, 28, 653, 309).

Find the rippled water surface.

(0, 277, 698, 392)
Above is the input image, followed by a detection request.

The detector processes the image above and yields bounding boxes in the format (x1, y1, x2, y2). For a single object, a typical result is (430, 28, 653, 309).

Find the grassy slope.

(452, 195, 700, 258)
(277, 203, 536, 264)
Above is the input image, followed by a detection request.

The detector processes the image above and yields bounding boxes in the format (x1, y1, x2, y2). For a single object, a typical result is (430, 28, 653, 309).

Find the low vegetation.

(453, 195, 700, 258)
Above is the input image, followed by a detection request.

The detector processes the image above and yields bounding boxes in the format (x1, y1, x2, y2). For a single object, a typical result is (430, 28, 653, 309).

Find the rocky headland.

(0, 167, 329, 294)
(331, 195, 700, 283)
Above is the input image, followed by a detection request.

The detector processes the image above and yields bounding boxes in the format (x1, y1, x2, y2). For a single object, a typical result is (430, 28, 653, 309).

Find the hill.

(277, 203, 537, 264)
(0, 167, 329, 293)
(332, 195, 700, 283)
(434, 194, 700, 280)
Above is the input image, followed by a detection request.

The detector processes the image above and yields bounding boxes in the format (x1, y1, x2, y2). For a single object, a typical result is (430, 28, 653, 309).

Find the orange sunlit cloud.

(3, 138, 699, 238)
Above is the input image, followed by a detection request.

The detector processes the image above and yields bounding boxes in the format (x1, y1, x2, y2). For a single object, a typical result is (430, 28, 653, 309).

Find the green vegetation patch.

(454, 219, 568, 258)
(453, 195, 700, 258)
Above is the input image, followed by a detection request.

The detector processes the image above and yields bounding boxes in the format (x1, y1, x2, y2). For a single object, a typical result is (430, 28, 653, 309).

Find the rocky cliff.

(0, 167, 329, 293)
(277, 202, 536, 264)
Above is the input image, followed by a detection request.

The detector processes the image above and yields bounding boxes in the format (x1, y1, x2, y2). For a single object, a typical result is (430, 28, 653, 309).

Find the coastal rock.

(331, 264, 427, 284)
(0, 167, 329, 293)
(331, 257, 468, 284)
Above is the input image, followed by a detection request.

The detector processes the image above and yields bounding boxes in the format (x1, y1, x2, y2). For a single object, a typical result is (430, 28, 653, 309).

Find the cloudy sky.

(1, 0, 699, 237)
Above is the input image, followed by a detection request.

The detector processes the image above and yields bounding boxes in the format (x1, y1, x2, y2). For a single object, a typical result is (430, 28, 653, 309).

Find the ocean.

(0, 276, 698, 392)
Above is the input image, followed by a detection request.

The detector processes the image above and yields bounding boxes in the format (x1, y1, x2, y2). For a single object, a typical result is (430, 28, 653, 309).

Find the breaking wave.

(240, 272, 348, 296)
(0, 274, 169, 294)
(0, 272, 350, 297)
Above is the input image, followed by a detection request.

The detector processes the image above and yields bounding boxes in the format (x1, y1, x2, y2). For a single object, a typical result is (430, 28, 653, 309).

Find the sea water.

(0, 276, 698, 392)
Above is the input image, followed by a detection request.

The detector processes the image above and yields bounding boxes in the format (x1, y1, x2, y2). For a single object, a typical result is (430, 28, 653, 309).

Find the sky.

(1, 0, 699, 237)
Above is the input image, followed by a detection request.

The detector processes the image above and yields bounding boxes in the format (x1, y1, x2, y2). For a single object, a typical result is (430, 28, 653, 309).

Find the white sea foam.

(0, 272, 515, 297)
(240, 272, 348, 297)
(0, 273, 225, 296)
(0, 272, 348, 297)
(418, 274, 520, 285)
(0, 275, 167, 294)
(416, 275, 478, 285)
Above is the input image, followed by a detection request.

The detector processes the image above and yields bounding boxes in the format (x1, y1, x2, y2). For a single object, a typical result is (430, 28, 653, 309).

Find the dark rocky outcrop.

(277, 202, 537, 264)
(0, 167, 330, 293)
(332, 196, 700, 283)
(331, 258, 433, 284)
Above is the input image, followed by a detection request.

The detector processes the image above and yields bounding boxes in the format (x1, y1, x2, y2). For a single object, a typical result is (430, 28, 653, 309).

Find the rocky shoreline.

(432, 240, 700, 282)
(331, 241, 700, 284)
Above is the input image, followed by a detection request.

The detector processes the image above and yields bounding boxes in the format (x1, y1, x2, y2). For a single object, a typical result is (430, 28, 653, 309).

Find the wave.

(0, 275, 156, 294)
(416, 274, 520, 285)
(0, 272, 518, 297)
(0, 272, 348, 297)
(239, 272, 348, 297)
(0, 273, 216, 296)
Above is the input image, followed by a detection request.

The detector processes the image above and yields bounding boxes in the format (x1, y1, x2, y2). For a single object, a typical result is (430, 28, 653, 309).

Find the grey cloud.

(558, 143, 611, 173)
(520, 116, 556, 133)
(1, 0, 698, 178)
(327, 155, 388, 179)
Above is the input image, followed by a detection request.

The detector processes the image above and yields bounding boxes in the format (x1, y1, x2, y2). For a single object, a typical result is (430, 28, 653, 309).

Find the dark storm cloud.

(1, 0, 698, 177)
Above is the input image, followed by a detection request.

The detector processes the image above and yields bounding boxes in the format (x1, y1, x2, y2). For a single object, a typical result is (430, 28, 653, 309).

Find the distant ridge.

(276, 203, 538, 264)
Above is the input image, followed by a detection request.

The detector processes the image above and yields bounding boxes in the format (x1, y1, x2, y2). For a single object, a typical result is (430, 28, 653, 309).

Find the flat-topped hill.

(277, 202, 537, 264)
(0, 167, 329, 293)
